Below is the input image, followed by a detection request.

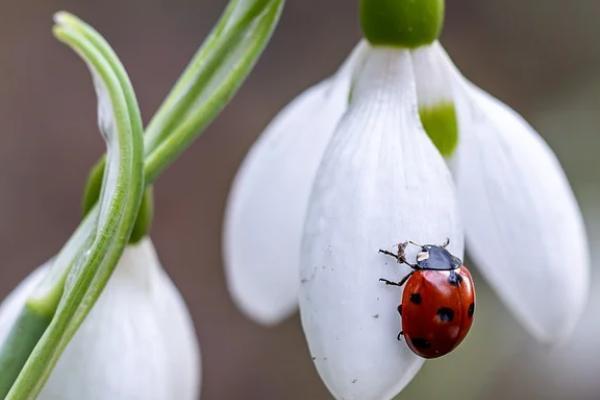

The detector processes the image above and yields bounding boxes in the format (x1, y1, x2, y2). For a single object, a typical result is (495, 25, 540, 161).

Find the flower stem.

(143, 0, 282, 182)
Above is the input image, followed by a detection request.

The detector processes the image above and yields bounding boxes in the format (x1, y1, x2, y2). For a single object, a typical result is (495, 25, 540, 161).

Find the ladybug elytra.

(379, 239, 475, 359)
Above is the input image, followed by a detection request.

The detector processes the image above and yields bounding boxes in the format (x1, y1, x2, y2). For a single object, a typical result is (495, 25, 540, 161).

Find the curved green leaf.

(4, 19, 144, 400)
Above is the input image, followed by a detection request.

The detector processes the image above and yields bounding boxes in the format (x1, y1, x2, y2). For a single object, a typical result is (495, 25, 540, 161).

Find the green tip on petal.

(419, 102, 458, 157)
(360, 0, 445, 48)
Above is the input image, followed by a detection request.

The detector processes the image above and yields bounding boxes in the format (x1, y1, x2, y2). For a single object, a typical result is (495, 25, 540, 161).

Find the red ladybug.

(379, 240, 475, 359)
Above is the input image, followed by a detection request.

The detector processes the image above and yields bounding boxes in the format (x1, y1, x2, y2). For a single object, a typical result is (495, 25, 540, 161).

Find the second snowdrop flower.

(0, 239, 200, 400)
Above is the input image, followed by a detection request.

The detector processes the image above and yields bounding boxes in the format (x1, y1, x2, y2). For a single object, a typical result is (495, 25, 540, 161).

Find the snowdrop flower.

(0, 239, 200, 400)
(223, 0, 588, 398)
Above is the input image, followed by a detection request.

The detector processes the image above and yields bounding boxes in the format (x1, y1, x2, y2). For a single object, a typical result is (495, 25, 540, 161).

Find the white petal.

(425, 43, 589, 342)
(223, 42, 367, 325)
(0, 239, 201, 400)
(299, 47, 463, 400)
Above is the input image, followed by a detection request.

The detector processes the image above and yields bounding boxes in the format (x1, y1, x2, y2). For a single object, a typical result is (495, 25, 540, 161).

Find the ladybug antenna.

(442, 238, 450, 248)
(407, 240, 424, 249)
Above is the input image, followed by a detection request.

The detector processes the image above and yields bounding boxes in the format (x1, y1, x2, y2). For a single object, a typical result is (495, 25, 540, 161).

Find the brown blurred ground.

(0, 1, 599, 399)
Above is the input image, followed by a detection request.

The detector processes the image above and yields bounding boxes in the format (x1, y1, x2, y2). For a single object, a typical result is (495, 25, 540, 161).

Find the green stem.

(144, 0, 283, 182)
(144, 0, 275, 154)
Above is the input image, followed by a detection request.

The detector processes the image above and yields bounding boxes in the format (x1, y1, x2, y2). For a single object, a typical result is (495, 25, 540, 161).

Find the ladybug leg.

(379, 271, 414, 287)
(378, 249, 400, 261)
(448, 270, 463, 286)
(401, 261, 418, 269)
(398, 271, 414, 286)
(397, 331, 404, 341)
(379, 278, 403, 287)
(441, 237, 450, 248)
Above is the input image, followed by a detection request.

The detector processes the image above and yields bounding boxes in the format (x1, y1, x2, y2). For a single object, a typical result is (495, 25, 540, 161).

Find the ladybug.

(379, 239, 475, 359)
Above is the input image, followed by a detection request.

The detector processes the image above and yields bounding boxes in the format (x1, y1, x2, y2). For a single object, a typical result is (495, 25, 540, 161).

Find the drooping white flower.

(0, 238, 200, 400)
(224, 38, 589, 342)
(411, 42, 589, 342)
(298, 47, 462, 400)
(222, 22, 588, 400)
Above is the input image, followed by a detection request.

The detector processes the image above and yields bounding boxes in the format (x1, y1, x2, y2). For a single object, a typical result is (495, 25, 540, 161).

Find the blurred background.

(0, 1, 599, 399)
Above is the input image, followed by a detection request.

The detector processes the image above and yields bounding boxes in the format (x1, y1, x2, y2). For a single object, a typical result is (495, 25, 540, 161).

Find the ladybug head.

(416, 244, 462, 271)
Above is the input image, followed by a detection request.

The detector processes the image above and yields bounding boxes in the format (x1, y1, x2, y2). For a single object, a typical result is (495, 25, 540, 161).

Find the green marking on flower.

(419, 102, 458, 157)
(360, 0, 445, 48)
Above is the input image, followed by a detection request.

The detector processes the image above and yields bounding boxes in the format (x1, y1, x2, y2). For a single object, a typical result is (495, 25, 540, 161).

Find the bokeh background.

(1, 1, 599, 399)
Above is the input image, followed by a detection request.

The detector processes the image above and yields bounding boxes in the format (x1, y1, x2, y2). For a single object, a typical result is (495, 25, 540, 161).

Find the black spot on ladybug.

(437, 307, 454, 322)
(410, 293, 422, 304)
(397, 305, 402, 315)
(448, 272, 463, 286)
(411, 337, 431, 349)
(468, 303, 475, 317)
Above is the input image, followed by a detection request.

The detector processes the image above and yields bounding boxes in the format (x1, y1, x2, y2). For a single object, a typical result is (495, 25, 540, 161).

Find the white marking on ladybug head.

(416, 251, 430, 262)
